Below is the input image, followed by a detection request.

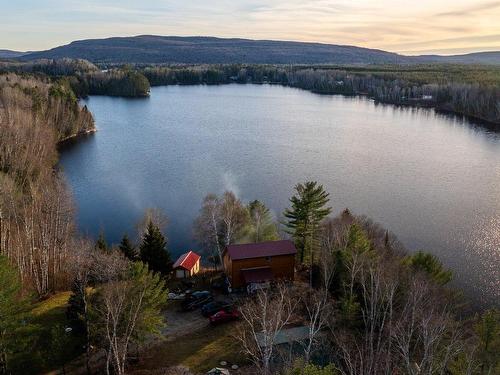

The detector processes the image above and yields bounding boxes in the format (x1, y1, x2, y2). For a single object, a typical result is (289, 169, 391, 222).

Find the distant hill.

(17, 35, 500, 65)
(18, 35, 409, 64)
(0, 49, 27, 59)
(416, 51, 500, 65)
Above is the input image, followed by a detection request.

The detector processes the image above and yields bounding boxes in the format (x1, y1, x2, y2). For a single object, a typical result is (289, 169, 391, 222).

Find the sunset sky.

(2, 0, 500, 55)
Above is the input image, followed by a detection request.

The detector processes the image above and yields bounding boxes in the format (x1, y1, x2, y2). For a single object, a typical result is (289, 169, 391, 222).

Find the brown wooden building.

(223, 240, 296, 289)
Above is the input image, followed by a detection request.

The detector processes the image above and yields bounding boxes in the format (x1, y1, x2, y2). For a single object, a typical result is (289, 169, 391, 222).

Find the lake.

(59, 84, 500, 308)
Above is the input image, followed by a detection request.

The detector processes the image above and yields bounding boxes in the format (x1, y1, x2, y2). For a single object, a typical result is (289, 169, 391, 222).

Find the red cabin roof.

(173, 251, 201, 271)
(226, 240, 296, 261)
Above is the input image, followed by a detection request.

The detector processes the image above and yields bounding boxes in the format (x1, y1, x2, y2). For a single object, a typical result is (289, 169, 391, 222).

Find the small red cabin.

(173, 251, 201, 278)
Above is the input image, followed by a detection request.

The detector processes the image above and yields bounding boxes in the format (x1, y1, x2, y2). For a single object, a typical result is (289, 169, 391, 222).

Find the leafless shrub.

(236, 282, 298, 375)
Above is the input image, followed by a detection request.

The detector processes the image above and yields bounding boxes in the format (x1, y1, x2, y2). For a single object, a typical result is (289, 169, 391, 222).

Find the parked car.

(206, 368, 230, 375)
(168, 292, 186, 300)
(209, 309, 240, 325)
(201, 301, 233, 317)
(182, 291, 213, 311)
(247, 281, 270, 294)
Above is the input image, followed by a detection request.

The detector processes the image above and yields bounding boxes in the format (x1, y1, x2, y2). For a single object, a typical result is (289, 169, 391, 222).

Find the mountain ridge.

(0, 49, 28, 59)
(15, 35, 500, 65)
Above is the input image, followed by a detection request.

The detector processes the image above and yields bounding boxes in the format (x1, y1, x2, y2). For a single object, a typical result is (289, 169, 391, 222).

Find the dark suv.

(181, 291, 213, 311)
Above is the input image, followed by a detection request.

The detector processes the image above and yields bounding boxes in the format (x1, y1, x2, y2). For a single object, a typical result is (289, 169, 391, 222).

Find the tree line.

(1, 59, 498, 124)
(141, 64, 500, 126)
(0, 60, 150, 98)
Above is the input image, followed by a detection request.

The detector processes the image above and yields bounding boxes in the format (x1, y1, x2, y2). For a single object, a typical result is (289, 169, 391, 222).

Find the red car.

(209, 309, 240, 325)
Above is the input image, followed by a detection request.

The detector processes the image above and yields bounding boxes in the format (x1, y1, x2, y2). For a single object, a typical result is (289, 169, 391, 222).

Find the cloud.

(2, 0, 500, 54)
(400, 45, 500, 55)
(435, 1, 500, 17)
(385, 33, 500, 50)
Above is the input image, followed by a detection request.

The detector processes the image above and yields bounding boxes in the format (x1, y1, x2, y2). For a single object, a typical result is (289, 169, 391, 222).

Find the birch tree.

(91, 262, 168, 375)
(237, 283, 298, 375)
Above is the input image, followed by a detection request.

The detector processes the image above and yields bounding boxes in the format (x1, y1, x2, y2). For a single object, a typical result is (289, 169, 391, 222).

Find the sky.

(1, 0, 500, 55)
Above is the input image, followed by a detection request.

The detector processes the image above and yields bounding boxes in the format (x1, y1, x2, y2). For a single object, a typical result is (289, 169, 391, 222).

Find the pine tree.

(119, 233, 137, 260)
(95, 231, 108, 252)
(283, 181, 332, 264)
(0, 256, 32, 373)
(66, 279, 86, 334)
(139, 221, 172, 275)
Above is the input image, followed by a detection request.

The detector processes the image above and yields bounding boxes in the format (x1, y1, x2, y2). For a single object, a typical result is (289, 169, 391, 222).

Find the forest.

(0, 69, 499, 374)
(1, 59, 498, 126)
(0, 59, 150, 98)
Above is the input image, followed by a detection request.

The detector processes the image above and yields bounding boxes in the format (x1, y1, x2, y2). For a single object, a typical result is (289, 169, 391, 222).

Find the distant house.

(223, 240, 296, 289)
(173, 251, 201, 278)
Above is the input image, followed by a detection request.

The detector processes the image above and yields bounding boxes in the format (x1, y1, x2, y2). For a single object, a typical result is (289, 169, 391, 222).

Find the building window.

(266, 256, 271, 262)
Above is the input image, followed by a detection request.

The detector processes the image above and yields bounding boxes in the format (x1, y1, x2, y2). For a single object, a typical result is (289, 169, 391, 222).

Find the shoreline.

(148, 82, 500, 130)
(57, 127, 97, 146)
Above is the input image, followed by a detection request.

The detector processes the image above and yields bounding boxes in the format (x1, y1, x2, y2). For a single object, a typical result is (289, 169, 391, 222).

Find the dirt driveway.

(161, 302, 210, 340)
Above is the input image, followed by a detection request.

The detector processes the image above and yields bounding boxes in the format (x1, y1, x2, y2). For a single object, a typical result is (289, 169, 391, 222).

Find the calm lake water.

(60, 84, 500, 308)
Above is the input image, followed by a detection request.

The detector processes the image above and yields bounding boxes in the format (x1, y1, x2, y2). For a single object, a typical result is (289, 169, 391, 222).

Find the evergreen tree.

(474, 309, 500, 374)
(139, 221, 172, 275)
(66, 279, 86, 334)
(95, 231, 108, 252)
(283, 181, 332, 263)
(119, 233, 137, 260)
(404, 251, 452, 285)
(247, 200, 279, 243)
(0, 256, 32, 374)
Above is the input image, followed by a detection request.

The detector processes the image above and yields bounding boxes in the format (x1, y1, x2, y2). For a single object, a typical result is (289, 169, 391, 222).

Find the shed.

(256, 326, 310, 348)
(173, 250, 201, 278)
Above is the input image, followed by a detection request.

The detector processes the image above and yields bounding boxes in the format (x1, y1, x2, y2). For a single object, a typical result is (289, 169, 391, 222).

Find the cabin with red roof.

(173, 250, 201, 278)
(223, 240, 296, 289)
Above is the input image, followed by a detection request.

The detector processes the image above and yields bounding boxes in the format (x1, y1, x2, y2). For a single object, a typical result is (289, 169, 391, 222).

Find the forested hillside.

(16, 35, 500, 65)
(0, 59, 150, 97)
(16, 36, 409, 64)
(0, 73, 94, 296)
(0, 50, 27, 59)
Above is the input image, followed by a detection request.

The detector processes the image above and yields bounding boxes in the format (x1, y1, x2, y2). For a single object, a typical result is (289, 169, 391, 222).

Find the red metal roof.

(173, 250, 201, 271)
(241, 267, 274, 284)
(226, 240, 296, 260)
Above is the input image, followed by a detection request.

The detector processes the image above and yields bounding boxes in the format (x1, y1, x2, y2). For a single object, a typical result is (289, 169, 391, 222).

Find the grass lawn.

(12, 291, 85, 374)
(133, 322, 247, 373)
(20, 290, 247, 374)
(31, 291, 71, 325)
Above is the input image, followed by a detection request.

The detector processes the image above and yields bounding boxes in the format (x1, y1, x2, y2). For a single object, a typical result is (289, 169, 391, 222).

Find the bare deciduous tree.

(0, 74, 94, 296)
(194, 191, 248, 268)
(193, 194, 223, 266)
(91, 261, 168, 375)
(219, 191, 249, 246)
(237, 282, 298, 375)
